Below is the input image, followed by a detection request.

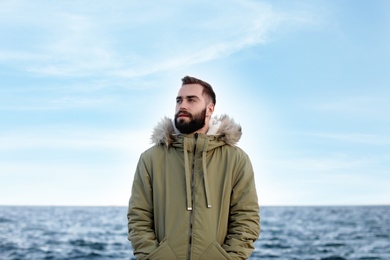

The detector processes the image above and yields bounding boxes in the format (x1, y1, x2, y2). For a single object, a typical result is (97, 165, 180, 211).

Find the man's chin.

(176, 122, 189, 129)
(176, 118, 190, 124)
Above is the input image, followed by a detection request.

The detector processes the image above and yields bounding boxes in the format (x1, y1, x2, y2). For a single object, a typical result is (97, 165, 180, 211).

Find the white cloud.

(314, 96, 390, 120)
(255, 154, 390, 205)
(0, 1, 318, 78)
(260, 154, 378, 179)
(0, 161, 135, 206)
(0, 96, 117, 111)
(303, 132, 390, 146)
(0, 127, 152, 153)
(0, 126, 150, 205)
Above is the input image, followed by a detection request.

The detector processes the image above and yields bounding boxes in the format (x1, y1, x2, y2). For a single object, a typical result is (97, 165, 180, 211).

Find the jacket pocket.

(146, 237, 176, 260)
(200, 241, 232, 260)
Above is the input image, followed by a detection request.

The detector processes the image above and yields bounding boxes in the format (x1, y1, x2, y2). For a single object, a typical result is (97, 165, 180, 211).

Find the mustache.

(175, 111, 192, 117)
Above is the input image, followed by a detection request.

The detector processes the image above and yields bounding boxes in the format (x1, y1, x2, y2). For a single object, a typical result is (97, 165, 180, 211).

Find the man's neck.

(192, 121, 209, 134)
(193, 127, 208, 135)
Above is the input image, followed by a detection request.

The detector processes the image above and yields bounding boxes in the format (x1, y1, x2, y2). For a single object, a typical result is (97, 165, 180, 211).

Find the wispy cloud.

(0, 1, 319, 78)
(313, 96, 390, 120)
(0, 95, 117, 111)
(0, 127, 151, 152)
(266, 155, 373, 173)
(256, 152, 390, 205)
(303, 132, 390, 146)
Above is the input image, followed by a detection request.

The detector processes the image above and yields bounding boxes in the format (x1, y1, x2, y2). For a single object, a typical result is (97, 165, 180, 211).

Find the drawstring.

(184, 143, 192, 211)
(202, 150, 212, 208)
(184, 136, 212, 210)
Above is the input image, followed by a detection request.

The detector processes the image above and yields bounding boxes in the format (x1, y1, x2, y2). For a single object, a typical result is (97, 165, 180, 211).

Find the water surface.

(1, 206, 389, 259)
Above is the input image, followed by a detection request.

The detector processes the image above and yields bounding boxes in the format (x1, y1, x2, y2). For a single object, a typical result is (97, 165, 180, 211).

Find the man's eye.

(176, 99, 182, 104)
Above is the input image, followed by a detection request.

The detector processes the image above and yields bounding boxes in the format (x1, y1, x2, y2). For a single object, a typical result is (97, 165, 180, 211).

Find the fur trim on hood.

(151, 114, 242, 147)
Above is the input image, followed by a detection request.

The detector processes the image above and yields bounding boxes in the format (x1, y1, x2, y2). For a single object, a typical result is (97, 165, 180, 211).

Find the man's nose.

(178, 101, 188, 110)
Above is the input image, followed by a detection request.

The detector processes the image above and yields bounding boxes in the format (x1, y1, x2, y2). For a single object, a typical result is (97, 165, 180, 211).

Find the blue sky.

(1, 0, 389, 206)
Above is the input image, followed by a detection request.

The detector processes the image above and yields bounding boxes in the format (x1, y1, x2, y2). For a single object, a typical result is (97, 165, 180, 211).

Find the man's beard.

(174, 108, 207, 134)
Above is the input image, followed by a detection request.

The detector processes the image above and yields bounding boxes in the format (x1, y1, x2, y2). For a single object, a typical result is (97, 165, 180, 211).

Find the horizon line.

(1, 204, 389, 207)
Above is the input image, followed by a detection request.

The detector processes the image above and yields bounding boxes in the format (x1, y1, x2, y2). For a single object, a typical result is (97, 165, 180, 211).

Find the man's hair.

(181, 76, 216, 105)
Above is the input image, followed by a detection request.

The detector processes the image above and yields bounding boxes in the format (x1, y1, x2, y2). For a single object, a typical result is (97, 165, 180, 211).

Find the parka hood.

(150, 114, 242, 147)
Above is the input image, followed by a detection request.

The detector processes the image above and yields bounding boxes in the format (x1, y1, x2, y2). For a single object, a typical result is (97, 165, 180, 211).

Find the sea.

(0, 206, 389, 260)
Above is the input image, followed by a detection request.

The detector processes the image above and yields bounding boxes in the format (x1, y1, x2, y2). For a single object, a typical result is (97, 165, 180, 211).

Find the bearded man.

(127, 76, 260, 260)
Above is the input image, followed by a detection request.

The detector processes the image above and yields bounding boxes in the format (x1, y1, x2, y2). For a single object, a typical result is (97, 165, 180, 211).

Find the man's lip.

(178, 113, 189, 117)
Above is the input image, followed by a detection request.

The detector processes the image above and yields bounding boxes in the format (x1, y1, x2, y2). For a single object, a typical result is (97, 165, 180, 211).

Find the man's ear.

(207, 103, 215, 117)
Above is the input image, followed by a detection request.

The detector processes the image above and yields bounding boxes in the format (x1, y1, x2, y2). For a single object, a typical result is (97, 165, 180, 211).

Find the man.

(128, 76, 260, 260)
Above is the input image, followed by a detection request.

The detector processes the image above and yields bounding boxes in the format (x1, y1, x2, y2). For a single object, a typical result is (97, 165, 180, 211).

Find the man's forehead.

(177, 84, 203, 96)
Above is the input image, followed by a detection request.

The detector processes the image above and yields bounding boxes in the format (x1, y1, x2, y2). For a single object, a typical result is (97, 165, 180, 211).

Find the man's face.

(174, 84, 210, 134)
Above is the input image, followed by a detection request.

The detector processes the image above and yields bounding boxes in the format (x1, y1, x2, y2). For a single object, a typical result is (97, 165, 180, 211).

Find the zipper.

(187, 133, 198, 260)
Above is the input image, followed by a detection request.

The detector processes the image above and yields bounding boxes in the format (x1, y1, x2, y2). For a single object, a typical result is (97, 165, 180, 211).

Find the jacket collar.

(150, 114, 242, 148)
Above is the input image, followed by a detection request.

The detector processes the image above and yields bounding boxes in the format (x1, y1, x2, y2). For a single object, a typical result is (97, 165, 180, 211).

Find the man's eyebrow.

(185, 95, 200, 100)
(176, 95, 200, 100)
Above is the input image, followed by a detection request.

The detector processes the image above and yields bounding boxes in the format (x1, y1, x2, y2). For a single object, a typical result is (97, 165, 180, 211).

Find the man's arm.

(223, 153, 261, 260)
(127, 154, 158, 259)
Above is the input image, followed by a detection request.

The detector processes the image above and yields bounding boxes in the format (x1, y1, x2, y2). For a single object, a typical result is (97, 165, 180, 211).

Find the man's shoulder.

(141, 144, 164, 156)
(140, 144, 174, 160)
(218, 144, 251, 162)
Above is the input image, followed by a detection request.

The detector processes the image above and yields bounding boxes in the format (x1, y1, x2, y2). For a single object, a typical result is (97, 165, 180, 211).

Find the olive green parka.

(128, 115, 260, 260)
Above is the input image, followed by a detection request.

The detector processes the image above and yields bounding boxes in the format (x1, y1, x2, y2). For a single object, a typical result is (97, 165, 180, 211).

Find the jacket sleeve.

(127, 154, 158, 260)
(222, 152, 261, 260)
